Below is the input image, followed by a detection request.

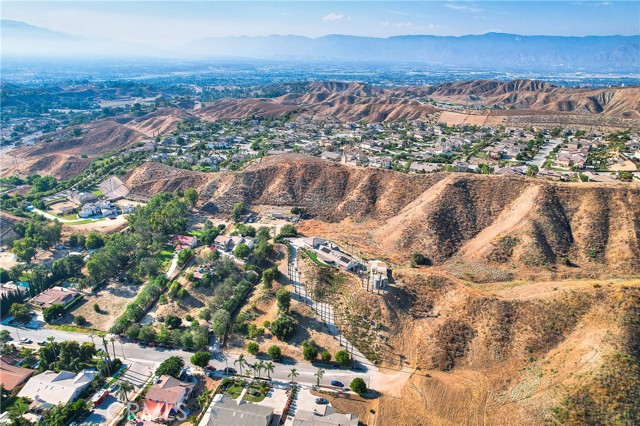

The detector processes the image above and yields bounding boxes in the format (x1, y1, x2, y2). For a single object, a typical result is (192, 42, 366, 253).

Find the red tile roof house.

(172, 235, 198, 252)
(0, 360, 34, 393)
(141, 375, 194, 422)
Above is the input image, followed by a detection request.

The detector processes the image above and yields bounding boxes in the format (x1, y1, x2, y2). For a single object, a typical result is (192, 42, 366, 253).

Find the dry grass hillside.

(415, 79, 640, 119)
(124, 155, 640, 280)
(371, 271, 640, 426)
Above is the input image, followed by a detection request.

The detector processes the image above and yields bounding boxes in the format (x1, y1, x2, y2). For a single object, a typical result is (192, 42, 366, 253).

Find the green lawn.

(91, 189, 104, 197)
(223, 379, 247, 399)
(243, 382, 269, 403)
(302, 249, 329, 267)
(67, 218, 105, 225)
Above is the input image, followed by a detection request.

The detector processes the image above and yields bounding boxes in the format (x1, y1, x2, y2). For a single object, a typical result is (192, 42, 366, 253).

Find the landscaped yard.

(243, 381, 269, 403)
(222, 378, 246, 399)
(302, 249, 328, 267)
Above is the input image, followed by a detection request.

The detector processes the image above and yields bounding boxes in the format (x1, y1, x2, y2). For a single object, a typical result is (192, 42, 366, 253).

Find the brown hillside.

(420, 79, 640, 119)
(123, 107, 196, 137)
(123, 155, 640, 280)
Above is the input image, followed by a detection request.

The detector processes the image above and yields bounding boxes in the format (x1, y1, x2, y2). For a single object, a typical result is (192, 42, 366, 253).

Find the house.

(121, 204, 136, 214)
(198, 394, 273, 426)
(494, 166, 526, 176)
(213, 235, 233, 251)
(409, 162, 441, 174)
(0, 360, 34, 393)
(18, 369, 96, 406)
(291, 407, 358, 426)
(59, 206, 76, 216)
(141, 375, 194, 422)
(452, 160, 471, 172)
(30, 287, 80, 309)
(172, 235, 198, 251)
(68, 191, 98, 206)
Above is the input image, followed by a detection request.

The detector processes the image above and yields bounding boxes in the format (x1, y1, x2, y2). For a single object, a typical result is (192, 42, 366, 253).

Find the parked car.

(20, 337, 32, 344)
(37, 340, 46, 346)
(91, 390, 109, 406)
(108, 383, 120, 393)
(330, 381, 344, 388)
(205, 365, 217, 371)
(222, 367, 237, 375)
(315, 398, 329, 404)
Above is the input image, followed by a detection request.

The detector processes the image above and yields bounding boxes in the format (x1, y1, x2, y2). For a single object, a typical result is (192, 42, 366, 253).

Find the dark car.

(315, 398, 329, 404)
(330, 381, 344, 387)
(205, 365, 217, 371)
(222, 367, 237, 375)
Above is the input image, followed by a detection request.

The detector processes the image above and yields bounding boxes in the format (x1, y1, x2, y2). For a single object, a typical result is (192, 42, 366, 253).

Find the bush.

(126, 324, 141, 340)
(43, 304, 65, 323)
(139, 325, 157, 342)
(185, 314, 193, 322)
(270, 314, 297, 341)
(246, 341, 260, 355)
(335, 350, 351, 366)
(350, 377, 367, 394)
(302, 340, 318, 362)
(73, 315, 87, 326)
(165, 315, 182, 329)
(277, 224, 297, 239)
(263, 320, 271, 328)
(267, 345, 282, 360)
(178, 248, 193, 266)
(410, 252, 430, 267)
(321, 351, 331, 363)
(93, 303, 101, 313)
(190, 351, 211, 368)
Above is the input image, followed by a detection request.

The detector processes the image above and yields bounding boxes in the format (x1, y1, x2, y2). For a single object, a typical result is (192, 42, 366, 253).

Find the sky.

(2, 1, 639, 47)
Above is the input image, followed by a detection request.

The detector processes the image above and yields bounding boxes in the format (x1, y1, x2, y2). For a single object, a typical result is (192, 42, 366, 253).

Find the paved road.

(32, 207, 102, 224)
(1, 324, 370, 388)
(527, 138, 563, 167)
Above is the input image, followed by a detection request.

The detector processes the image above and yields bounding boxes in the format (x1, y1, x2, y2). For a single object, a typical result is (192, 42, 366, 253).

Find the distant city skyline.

(2, 1, 639, 48)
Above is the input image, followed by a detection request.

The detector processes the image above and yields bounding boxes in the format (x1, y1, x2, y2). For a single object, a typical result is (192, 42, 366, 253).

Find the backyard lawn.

(243, 381, 269, 403)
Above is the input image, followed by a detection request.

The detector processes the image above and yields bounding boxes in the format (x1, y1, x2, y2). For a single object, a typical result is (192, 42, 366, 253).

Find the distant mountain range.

(2, 19, 639, 72)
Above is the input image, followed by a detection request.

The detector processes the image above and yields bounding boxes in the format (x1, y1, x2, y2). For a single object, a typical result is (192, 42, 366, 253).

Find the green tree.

(156, 356, 185, 378)
(185, 188, 199, 208)
(12, 238, 37, 262)
(85, 233, 104, 250)
(267, 344, 282, 360)
(232, 202, 245, 222)
(617, 171, 633, 182)
(116, 381, 134, 403)
(43, 304, 65, 323)
(246, 341, 259, 355)
(178, 248, 194, 266)
(302, 340, 318, 361)
(262, 267, 277, 290)
(165, 315, 182, 329)
(138, 325, 157, 342)
(275, 288, 291, 313)
(235, 354, 246, 376)
(335, 350, 351, 366)
(233, 243, 251, 259)
(270, 314, 297, 341)
(212, 309, 230, 339)
(321, 351, 331, 363)
(126, 324, 141, 340)
(264, 361, 275, 380)
(288, 367, 299, 384)
(350, 377, 367, 394)
(410, 252, 430, 267)
(9, 303, 31, 324)
(314, 368, 325, 386)
(190, 351, 211, 368)
(278, 224, 297, 239)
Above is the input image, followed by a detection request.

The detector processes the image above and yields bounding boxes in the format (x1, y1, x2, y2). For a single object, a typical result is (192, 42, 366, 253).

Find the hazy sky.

(2, 1, 639, 47)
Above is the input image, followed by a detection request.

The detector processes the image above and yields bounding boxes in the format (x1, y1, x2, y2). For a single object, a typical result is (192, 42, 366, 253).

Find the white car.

(20, 337, 32, 344)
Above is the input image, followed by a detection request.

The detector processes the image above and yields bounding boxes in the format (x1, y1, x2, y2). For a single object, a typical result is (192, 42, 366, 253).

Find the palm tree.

(110, 337, 117, 360)
(101, 336, 111, 362)
(255, 360, 265, 378)
(288, 368, 299, 384)
(234, 355, 245, 376)
(197, 389, 212, 409)
(314, 368, 324, 387)
(264, 361, 275, 380)
(8, 398, 28, 421)
(47, 336, 57, 358)
(116, 381, 134, 403)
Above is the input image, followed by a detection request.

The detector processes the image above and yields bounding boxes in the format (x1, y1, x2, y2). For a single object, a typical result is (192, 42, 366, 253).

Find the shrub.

(335, 350, 351, 366)
(302, 340, 318, 362)
(246, 341, 260, 355)
(93, 303, 101, 313)
(263, 320, 271, 328)
(43, 304, 65, 323)
(126, 324, 141, 340)
(73, 315, 87, 326)
(321, 351, 331, 363)
(190, 351, 211, 368)
(185, 314, 193, 322)
(165, 315, 182, 329)
(350, 377, 367, 394)
(410, 252, 430, 267)
(267, 345, 282, 360)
